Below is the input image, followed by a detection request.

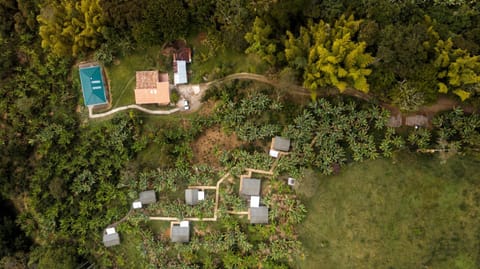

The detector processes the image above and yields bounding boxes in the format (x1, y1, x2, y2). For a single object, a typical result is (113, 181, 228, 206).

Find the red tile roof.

(135, 71, 170, 105)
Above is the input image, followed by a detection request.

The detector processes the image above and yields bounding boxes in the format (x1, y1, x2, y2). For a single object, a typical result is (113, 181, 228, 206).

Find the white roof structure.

(250, 196, 260, 208)
(174, 60, 187, 85)
(180, 221, 189, 228)
(198, 191, 205, 201)
(106, 227, 116, 235)
(269, 149, 280, 158)
(288, 177, 296, 186)
(132, 201, 142, 209)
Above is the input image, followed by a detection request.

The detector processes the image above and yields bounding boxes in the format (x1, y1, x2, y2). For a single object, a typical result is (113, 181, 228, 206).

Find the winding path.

(88, 105, 179, 119)
(89, 72, 477, 121)
(203, 72, 478, 127)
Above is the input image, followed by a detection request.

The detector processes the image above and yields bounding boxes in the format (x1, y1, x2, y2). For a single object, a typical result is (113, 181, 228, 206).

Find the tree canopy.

(285, 15, 374, 95)
(37, 0, 105, 56)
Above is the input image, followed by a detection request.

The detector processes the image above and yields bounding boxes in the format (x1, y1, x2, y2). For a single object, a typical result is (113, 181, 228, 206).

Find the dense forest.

(0, 0, 479, 268)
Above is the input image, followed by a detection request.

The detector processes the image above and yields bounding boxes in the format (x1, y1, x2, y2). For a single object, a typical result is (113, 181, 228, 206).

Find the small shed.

(171, 221, 190, 243)
(174, 60, 187, 85)
(249, 206, 269, 224)
(405, 115, 429, 127)
(175, 47, 192, 63)
(270, 136, 291, 157)
(102, 227, 120, 247)
(185, 189, 205, 205)
(139, 190, 156, 205)
(132, 200, 142, 209)
(250, 196, 260, 208)
(239, 177, 261, 197)
(387, 113, 402, 128)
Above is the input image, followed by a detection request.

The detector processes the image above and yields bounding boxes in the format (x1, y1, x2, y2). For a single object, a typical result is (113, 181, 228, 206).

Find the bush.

(93, 44, 114, 66)
(170, 89, 180, 104)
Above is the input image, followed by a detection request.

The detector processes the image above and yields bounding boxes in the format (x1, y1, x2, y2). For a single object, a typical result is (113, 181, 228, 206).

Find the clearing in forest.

(296, 153, 480, 269)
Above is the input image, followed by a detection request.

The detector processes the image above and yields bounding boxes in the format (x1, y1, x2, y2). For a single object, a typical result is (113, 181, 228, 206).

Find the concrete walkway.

(88, 105, 179, 119)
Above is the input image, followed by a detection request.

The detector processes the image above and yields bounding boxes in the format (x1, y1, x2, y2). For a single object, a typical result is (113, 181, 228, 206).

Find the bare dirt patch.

(191, 125, 244, 167)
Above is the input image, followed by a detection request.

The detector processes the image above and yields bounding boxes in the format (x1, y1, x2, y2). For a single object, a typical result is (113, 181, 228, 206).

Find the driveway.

(175, 84, 207, 112)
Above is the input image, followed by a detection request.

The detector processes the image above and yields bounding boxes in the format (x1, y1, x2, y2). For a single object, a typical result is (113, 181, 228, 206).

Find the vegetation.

(0, 0, 479, 268)
(296, 153, 480, 269)
(284, 15, 374, 95)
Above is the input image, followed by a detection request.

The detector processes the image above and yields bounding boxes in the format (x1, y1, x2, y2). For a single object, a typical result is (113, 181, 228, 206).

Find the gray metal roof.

(240, 178, 261, 196)
(103, 232, 120, 247)
(171, 225, 190, 243)
(185, 189, 199, 205)
(249, 206, 269, 224)
(139, 190, 156, 204)
(272, 136, 291, 152)
(174, 60, 187, 85)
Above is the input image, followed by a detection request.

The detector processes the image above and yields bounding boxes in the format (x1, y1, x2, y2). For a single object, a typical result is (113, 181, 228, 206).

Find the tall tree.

(434, 38, 480, 100)
(131, 0, 188, 45)
(245, 17, 280, 66)
(37, 0, 105, 56)
(285, 15, 374, 95)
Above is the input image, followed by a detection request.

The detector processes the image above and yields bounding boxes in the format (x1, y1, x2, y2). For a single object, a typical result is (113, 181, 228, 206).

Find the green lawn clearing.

(106, 46, 168, 108)
(110, 232, 149, 269)
(296, 152, 480, 269)
(188, 33, 269, 83)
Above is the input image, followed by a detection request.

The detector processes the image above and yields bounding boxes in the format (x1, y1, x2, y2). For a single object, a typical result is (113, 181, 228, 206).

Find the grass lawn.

(190, 49, 268, 83)
(188, 32, 269, 83)
(111, 232, 149, 269)
(296, 152, 480, 269)
(106, 46, 168, 108)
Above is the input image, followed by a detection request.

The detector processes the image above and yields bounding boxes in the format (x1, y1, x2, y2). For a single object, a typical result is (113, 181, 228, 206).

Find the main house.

(134, 71, 170, 105)
(79, 64, 108, 107)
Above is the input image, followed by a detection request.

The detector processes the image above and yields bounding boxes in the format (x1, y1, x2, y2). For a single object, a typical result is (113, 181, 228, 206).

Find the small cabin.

(269, 136, 291, 158)
(185, 189, 205, 205)
(139, 190, 157, 205)
(239, 177, 261, 197)
(171, 221, 190, 243)
(102, 227, 120, 247)
(248, 206, 269, 224)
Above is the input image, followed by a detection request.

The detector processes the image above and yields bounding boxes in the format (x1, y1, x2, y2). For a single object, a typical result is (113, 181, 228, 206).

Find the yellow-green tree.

(434, 38, 480, 101)
(244, 17, 279, 66)
(285, 15, 374, 94)
(37, 0, 105, 56)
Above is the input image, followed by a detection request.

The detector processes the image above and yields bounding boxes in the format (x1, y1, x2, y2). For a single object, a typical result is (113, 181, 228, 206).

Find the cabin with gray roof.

(249, 206, 269, 224)
(270, 136, 291, 157)
(102, 227, 120, 247)
(139, 190, 156, 205)
(170, 221, 190, 243)
(239, 177, 261, 197)
(185, 189, 205, 205)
